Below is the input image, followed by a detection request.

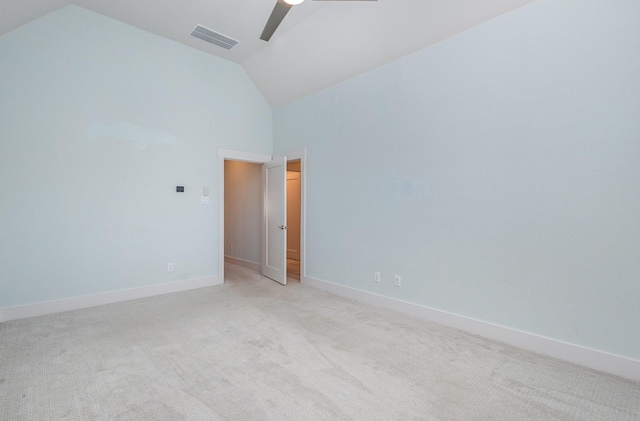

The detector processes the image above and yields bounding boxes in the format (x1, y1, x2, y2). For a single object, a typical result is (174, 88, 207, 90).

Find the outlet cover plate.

(394, 275, 401, 287)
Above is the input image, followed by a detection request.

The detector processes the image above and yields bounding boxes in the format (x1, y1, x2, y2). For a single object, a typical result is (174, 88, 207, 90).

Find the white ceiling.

(1, 0, 537, 107)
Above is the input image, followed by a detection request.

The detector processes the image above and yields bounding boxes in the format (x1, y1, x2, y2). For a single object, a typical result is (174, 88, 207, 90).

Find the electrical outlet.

(374, 271, 381, 283)
(168, 263, 174, 273)
(394, 275, 401, 287)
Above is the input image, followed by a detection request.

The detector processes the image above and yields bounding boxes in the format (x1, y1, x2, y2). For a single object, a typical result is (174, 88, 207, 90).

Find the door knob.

(278, 225, 287, 230)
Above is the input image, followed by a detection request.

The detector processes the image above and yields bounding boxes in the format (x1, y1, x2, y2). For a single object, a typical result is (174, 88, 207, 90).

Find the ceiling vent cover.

(190, 25, 239, 51)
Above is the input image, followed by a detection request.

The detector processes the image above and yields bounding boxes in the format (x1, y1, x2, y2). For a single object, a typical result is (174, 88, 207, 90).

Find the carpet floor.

(1, 263, 638, 420)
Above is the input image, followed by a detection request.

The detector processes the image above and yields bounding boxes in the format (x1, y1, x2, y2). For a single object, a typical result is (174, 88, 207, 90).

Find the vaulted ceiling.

(1, 0, 537, 107)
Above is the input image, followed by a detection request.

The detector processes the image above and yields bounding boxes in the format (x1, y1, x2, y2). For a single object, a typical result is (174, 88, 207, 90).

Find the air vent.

(190, 25, 239, 51)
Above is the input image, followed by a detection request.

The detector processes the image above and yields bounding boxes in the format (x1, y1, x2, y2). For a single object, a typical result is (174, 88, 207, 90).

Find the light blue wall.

(274, 0, 640, 359)
(0, 6, 272, 306)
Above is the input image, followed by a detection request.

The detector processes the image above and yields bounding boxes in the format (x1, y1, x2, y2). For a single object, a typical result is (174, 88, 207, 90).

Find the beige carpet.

(1, 263, 638, 420)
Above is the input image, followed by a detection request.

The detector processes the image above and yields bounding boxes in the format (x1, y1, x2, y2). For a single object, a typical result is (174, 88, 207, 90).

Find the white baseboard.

(224, 256, 261, 272)
(302, 275, 640, 382)
(1, 276, 221, 322)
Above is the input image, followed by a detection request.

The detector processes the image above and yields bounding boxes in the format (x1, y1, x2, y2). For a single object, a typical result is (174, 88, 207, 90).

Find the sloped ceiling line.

(0, 0, 537, 107)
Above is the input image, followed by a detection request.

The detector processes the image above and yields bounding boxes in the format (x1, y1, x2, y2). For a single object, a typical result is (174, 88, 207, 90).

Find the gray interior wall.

(224, 161, 263, 265)
(273, 0, 640, 360)
(0, 6, 272, 307)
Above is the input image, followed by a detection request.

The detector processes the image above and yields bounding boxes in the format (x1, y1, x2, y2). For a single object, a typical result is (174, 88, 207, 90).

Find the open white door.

(262, 156, 287, 285)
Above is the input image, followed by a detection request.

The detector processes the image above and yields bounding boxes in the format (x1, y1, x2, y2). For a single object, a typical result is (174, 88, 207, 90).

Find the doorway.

(287, 160, 301, 281)
(224, 160, 262, 272)
(217, 149, 306, 285)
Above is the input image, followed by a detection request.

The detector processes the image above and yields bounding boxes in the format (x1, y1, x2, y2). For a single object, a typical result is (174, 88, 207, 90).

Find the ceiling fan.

(260, 0, 377, 42)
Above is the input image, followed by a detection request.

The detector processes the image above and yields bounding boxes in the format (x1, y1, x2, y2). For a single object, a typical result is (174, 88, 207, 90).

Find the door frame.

(217, 148, 306, 283)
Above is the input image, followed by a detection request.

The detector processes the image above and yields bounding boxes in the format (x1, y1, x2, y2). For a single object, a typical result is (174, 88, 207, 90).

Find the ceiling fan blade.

(260, 0, 293, 42)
